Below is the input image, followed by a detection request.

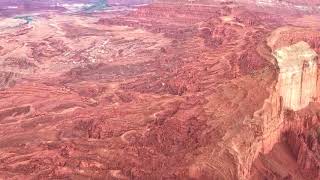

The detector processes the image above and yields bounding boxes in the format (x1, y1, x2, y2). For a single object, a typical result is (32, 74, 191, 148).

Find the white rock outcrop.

(274, 41, 318, 111)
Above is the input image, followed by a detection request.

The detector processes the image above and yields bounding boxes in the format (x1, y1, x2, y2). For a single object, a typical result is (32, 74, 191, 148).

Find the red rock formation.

(283, 108, 320, 179)
(0, 1, 320, 180)
(252, 105, 320, 179)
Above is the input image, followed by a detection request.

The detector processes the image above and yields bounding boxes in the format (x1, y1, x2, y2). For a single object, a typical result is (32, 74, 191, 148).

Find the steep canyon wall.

(209, 40, 319, 180)
(263, 41, 318, 155)
(248, 39, 319, 179)
(275, 41, 318, 111)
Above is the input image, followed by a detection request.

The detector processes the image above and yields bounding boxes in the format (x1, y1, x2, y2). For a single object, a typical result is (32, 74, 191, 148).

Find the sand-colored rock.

(274, 41, 318, 111)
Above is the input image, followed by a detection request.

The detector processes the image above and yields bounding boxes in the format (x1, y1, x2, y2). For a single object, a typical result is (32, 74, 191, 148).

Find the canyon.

(0, 0, 320, 179)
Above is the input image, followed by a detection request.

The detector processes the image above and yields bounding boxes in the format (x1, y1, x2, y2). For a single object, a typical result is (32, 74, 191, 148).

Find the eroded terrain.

(0, 1, 320, 180)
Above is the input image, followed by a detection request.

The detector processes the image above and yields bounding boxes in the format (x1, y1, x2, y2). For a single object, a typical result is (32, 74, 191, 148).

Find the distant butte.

(0, 0, 320, 180)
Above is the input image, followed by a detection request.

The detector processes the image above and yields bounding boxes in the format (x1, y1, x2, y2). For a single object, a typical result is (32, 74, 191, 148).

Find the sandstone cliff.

(275, 41, 318, 111)
(251, 104, 320, 179)
(250, 31, 320, 179)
